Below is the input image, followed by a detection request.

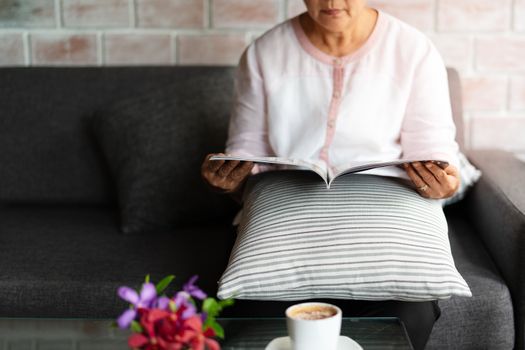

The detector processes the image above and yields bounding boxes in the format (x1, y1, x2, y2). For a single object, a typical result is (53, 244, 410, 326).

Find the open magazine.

(210, 155, 448, 189)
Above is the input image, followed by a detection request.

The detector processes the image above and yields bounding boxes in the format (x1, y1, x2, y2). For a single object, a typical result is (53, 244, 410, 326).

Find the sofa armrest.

(464, 149, 525, 350)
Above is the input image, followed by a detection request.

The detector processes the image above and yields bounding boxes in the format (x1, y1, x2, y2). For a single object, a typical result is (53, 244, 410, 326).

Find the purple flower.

(117, 309, 137, 329)
(117, 282, 158, 329)
(183, 275, 207, 300)
(156, 296, 171, 310)
(173, 291, 197, 320)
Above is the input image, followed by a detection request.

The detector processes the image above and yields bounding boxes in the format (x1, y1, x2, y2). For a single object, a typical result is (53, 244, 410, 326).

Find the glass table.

(0, 317, 413, 350)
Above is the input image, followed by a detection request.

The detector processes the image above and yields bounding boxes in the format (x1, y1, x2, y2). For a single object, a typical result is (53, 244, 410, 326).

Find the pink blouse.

(225, 9, 459, 179)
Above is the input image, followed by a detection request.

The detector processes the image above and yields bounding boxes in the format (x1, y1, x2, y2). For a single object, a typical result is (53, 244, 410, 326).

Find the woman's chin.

(317, 20, 352, 33)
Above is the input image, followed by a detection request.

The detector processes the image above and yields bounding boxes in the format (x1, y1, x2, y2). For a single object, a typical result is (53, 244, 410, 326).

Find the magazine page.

(209, 155, 329, 184)
(329, 159, 450, 183)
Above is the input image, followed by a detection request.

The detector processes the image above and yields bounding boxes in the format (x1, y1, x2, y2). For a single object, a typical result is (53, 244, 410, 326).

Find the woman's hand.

(403, 161, 460, 199)
(201, 153, 254, 194)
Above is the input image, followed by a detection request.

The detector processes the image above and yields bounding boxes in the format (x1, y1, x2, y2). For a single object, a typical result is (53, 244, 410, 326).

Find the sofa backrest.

(0, 66, 465, 205)
(446, 68, 465, 152)
(0, 67, 236, 205)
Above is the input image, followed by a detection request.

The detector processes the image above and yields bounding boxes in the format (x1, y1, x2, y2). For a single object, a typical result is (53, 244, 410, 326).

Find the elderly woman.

(202, 1, 460, 348)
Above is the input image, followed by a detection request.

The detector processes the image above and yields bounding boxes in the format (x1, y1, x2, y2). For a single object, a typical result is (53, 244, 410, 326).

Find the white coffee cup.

(285, 302, 342, 350)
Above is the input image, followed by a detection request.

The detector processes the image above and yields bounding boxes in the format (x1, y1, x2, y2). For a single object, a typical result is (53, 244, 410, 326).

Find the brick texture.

(31, 33, 97, 65)
(104, 33, 172, 65)
(0, 1, 523, 152)
(0, 33, 24, 66)
(515, 0, 525, 31)
(212, 0, 280, 28)
(438, 0, 511, 31)
(288, 0, 306, 18)
(510, 77, 525, 110)
(428, 34, 471, 70)
(177, 33, 246, 65)
(63, 0, 129, 28)
(136, 0, 205, 28)
(369, 0, 434, 31)
(462, 76, 508, 111)
(471, 116, 525, 150)
(476, 36, 525, 71)
(0, 0, 55, 27)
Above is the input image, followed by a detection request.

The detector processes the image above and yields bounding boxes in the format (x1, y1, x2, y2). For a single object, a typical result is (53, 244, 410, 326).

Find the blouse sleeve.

(400, 40, 460, 169)
(225, 43, 274, 156)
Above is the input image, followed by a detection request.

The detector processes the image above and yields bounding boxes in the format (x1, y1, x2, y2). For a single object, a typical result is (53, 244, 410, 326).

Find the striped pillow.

(218, 171, 471, 301)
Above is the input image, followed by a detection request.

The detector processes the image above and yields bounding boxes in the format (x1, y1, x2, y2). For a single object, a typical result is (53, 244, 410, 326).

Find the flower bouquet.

(117, 275, 234, 350)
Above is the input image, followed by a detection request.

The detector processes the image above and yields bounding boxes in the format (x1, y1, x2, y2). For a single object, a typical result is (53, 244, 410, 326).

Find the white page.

(209, 155, 329, 185)
(329, 159, 449, 187)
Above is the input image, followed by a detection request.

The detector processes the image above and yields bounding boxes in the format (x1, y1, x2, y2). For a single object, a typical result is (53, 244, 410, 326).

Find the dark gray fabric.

(0, 66, 519, 349)
(90, 69, 238, 233)
(0, 203, 236, 317)
(0, 157, 518, 347)
(0, 66, 463, 205)
(427, 207, 514, 349)
(0, 203, 513, 349)
(465, 150, 525, 350)
(0, 67, 236, 205)
(467, 150, 525, 213)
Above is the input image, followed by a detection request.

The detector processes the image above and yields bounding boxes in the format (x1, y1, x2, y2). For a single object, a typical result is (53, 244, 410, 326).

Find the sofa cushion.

(217, 171, 471, 301)
(0, 203, 514, 349)
(91, 70, 238, 233)
(426, 207, 514, 349)
(218, 205, 515, 350)
(0, 203, 236, 318)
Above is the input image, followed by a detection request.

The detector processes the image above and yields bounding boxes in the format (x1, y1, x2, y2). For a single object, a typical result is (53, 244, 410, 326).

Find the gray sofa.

(0, 67, 523, 349)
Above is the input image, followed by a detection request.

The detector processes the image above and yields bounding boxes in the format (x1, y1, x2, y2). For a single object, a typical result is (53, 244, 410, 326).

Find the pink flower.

(127, 308, 178, 350)
(117, 275, 231, 350)
(176, 315, 220, 350)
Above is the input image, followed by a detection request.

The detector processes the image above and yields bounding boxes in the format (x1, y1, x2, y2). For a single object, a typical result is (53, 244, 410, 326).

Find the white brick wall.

(0, 0, 523, 152)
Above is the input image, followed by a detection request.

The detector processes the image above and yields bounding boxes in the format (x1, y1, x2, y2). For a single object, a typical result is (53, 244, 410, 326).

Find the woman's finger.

(426, 162, 460, 196)
(411, 162, 440, 189)
(443, 164, 461, 196)
(404, 163, 430, 195)
(229, 161, 254, 181)
(217, 160, 240, 178)
(423, 162, 447, 184)
(444, 164, 460, 178)
(204, 153, 224, 173)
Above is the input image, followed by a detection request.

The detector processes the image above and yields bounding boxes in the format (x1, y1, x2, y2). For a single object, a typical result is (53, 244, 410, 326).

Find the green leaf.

(203, 297, 234, 319)
(219, 298, 234, 308)
(202, 298, 220, 317)
(155, 275, 175, 295)
(131, 320, 143, 333)
(207, 321, 225, 339)
(144, 274, 150, 284)
(109, 321, 118, 329)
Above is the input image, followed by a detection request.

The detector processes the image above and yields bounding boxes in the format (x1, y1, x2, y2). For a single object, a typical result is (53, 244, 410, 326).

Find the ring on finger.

(418, 184, 429, 192)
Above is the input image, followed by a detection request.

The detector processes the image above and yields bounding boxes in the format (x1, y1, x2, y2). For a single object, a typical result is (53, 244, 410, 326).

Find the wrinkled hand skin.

(201, 153, 254, 195)
(403, 161, 460, 199)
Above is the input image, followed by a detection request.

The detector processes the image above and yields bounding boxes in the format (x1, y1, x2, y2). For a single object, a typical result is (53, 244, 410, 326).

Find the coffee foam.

(289, 305, 337, 320)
